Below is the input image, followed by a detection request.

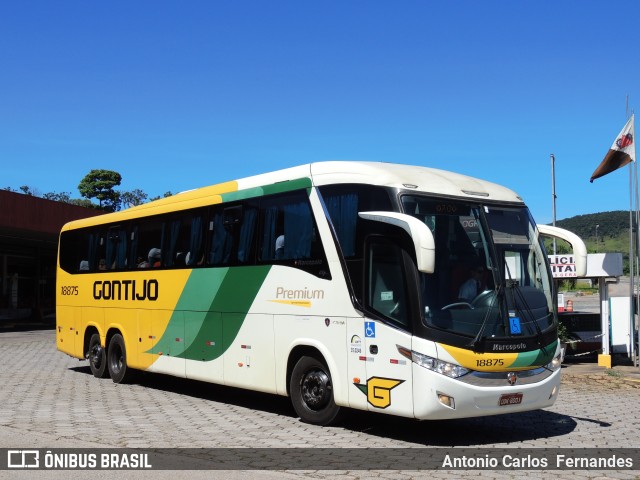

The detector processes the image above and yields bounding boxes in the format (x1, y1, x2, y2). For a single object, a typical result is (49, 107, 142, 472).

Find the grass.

(557, 279, 598, 294)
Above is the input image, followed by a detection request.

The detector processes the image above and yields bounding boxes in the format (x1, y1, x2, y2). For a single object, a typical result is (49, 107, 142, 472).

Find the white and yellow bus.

(56, 161, 587, 425)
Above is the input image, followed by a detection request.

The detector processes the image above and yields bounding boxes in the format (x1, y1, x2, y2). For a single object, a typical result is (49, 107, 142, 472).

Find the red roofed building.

(0, 190, 103, 325)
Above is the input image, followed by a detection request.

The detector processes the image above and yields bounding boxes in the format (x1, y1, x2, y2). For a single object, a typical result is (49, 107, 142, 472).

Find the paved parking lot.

(0, 329, 639, 479)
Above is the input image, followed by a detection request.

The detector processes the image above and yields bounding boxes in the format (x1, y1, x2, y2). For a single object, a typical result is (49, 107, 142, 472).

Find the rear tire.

(107, 333, 133, 383)
(88, 333, 108, 378)
(290, 355, 341, 426)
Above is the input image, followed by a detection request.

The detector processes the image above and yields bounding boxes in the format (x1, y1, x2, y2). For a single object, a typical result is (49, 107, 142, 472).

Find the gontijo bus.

(56, 161, 587, 425)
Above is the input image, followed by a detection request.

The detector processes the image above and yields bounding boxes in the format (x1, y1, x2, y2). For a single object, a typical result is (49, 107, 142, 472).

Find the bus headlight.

(547, 352, 563, 372)
(397, 345, 470, 379)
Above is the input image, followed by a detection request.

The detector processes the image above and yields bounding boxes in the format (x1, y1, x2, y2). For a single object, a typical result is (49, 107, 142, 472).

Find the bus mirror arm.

(537, 224, 588, 277)
(358, 211, 436, 274)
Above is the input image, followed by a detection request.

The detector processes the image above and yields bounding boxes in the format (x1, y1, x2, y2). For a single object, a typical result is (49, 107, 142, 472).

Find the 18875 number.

(60, 286, 78, 295)
(476, 358, 504, 367)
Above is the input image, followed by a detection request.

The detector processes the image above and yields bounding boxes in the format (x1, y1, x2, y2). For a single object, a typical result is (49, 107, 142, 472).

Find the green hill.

(554, 210, 629, 242)
(548, 210, 631, 272)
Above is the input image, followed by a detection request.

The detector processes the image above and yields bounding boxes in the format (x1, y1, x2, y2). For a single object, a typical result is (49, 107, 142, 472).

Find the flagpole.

(634, 112, 640, 367)
(590, 111, 636, 364)
(624, 97, 638, 366)
(634, 156, 639, 366)
(629, 156, 639, 365)
(629, 158, 634, 363)
(627, 96, 639, 366)
(550, 154, 557, 254)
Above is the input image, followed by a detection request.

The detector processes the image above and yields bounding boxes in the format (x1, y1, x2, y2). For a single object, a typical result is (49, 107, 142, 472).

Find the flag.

(590, 114, 635, 183)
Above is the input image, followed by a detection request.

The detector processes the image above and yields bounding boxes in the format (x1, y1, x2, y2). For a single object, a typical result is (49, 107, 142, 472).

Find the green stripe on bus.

(510, 340, 557, 368)
(219, 177, 312, 203)
(147, 266, 271, 361)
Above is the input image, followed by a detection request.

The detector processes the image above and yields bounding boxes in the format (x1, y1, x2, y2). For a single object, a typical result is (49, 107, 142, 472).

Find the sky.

(1, 1, 639, 226)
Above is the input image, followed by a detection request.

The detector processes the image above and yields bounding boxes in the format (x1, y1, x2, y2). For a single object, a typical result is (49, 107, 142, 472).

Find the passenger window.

(165, 213, 206, 267)
(185, 215, 205, 267)
(106, 226, 127, 270)
(95, 232, 107, 271)
(320, 184, 392, 258)
(259, 192, 315, 262)
(208, 203, 258, 266)
(134, 221, 163, 268)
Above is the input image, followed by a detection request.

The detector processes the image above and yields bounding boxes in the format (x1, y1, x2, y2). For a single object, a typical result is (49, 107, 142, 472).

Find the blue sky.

(1, 1, 639, 226)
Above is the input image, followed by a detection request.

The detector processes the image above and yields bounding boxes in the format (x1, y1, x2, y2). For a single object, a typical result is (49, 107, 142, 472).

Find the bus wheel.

(88, 333, 108, 378)
(290, 355, 341, 426)
(107, 333, 132, 384)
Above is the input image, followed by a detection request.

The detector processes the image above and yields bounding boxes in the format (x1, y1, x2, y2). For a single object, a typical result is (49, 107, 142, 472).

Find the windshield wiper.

(502, 260, 548, 354)
(507, 281, 548, 353)
(469, 264, 549, 354)
(468, 283, 502, 351)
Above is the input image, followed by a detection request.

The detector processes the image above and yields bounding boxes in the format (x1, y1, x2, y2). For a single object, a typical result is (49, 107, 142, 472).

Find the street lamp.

(595, 224, 600, 253)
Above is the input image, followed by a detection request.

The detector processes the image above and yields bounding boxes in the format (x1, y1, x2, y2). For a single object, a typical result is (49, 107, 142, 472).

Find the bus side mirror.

(358, 211, 435, 274)
(537, 224, 588, 277)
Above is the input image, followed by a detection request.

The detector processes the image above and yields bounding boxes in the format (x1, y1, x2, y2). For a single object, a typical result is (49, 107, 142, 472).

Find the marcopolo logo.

(492, 343, 527, 352)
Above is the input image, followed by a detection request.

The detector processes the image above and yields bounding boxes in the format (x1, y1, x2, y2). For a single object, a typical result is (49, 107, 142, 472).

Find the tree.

(78, 169, 122, 212)
(149, 191, 173, 201)
(19, 185, 40, 196)
(42, 191, 72, 203)
(68, 198, 99, 208)
(120, 189, 149, 209)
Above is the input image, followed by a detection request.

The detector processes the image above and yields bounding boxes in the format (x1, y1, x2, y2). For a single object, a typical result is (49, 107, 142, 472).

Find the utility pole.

(551, 154, 557, 254)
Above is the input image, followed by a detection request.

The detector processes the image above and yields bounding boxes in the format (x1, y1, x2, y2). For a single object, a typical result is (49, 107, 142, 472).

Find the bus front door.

(362, 319, 414, 418)
(362, 238, 415, 418)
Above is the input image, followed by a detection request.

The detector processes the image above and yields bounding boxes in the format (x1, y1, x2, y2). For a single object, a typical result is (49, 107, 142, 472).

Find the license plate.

(499, 393, 523, 406)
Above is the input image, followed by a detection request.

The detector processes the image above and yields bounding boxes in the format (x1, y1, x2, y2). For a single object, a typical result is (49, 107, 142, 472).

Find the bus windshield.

(401, 196, 554, 341)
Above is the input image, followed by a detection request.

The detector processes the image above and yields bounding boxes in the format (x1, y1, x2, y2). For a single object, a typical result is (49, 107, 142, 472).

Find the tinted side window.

(319, 184, 392, 258)
(59, 191, 330, 277)
(106, 226, 128, 270)
(60, 228, 111, 273)
(257, 190, 330, 278)
(207, 202, 258, 266)
(259, 191, 314, 261)
(60, 230, 96, 273)
(134, 220, 163, 268)
(158, 210, 206, 268)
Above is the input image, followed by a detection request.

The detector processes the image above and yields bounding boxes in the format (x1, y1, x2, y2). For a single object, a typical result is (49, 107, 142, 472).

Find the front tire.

(88, 333, 108, 378)
(107, 333, 133, 383)
(290, 355, 341, 426)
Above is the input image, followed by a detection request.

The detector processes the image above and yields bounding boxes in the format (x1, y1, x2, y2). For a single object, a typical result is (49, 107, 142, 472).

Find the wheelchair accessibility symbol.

(365, 321, 376, 338)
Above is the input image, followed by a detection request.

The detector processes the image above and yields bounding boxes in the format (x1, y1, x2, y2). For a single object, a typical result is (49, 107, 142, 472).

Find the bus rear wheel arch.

(289, 354, 342, 426)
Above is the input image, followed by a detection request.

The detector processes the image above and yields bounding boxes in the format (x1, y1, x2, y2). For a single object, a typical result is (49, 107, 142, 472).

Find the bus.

(56, 161, 587, 425)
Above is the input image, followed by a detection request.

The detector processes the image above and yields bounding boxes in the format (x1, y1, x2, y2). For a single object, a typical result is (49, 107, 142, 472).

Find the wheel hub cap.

(301, 370, 330, 410)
